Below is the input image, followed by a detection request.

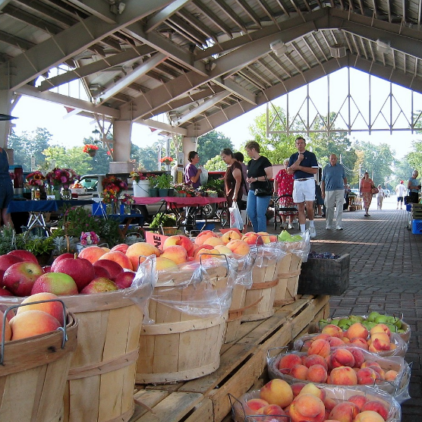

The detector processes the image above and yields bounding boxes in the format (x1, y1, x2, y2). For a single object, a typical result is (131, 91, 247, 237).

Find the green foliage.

(156, 173, 172, 189)
(200, 178, 224, 194)
(0, 227, 19, 255)
(8, 128, 52, 171)
(197, 131, 234, 164)
(20, 235, 55, 256)
(132, 142, 160, 171)
(42, 145, 92, 175)
(149, 213, 177, 229)
(204, 155, 226, 171)
(406, 140, 422, 172)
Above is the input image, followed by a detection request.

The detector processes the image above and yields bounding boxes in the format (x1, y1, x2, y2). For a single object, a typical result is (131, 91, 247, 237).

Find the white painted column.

(182, 136, 197, 166)
(0, 90, 12, 148)
(109, 119, 133, 173)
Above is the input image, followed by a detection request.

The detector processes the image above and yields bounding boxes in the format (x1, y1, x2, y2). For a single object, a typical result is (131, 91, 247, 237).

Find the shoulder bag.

(371, 185, 379, 194)
(254, 176, 272, 197)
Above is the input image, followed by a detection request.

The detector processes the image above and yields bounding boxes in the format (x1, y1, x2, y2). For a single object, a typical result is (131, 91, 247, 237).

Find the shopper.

(321, 154, 347, 230)
(245, 141, 272, 232)
(0, 147, 13, 228)
(274, 158, 296, 229)
(184, 151, 202, 189)
(360, 172, 374, 217)
(395, 180, 406, 209)
(376, 185, 385, 210)
(407, 170, 421, 204)
(221, 148, 245, 208)
(233, 151, 249, 199)
(288, 136, 319, 237)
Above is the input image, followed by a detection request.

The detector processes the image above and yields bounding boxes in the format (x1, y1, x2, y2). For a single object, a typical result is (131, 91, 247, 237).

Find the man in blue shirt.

(288, 137, 319, 238)
(407, 170, 420, 204)
(321, 154, 347, 230)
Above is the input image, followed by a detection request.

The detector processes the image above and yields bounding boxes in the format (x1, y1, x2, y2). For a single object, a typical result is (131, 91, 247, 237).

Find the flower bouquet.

(46, 168, 79, 189)
(160, 156, 173, 166)
(80, 231, 99, 246)
(82, 144, 99, 157)
(26, 171, 46, 187)
(102, 176, 127, 213)
(129, 171, 153, 183)
(120, 193, 135, 214)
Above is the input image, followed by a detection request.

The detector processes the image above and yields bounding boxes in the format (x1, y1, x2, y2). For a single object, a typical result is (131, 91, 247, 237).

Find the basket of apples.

(0, 295, 78, 422)
(267, 346, 411, 403)
(230, 379, 401, 422)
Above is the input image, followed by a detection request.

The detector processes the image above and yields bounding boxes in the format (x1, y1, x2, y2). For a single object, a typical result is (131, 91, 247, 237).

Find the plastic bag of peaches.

(229, 380, 401, 422)
(266, 347, 411, 404)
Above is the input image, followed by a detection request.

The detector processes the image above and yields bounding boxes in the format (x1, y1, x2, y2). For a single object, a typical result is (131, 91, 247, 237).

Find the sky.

(10, 68, 422, 161)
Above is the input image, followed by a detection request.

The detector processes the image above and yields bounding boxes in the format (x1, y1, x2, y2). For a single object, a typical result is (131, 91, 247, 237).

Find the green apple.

(349, 315, 364, 323)
(374, 315, 390, 324)
(367, 311, 381, 322)
(391, 317, 402, 329)
(278, 230, 292, 242)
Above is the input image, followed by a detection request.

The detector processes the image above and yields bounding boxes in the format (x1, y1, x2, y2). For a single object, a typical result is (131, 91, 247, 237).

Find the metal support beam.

(138, 118, 187, 136)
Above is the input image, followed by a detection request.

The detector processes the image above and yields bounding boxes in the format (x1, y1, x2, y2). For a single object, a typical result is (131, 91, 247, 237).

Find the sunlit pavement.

(263, 195, 422, 419)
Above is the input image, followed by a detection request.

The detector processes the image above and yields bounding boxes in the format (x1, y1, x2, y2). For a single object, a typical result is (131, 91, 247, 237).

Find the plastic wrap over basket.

(277, 230, 310, 262)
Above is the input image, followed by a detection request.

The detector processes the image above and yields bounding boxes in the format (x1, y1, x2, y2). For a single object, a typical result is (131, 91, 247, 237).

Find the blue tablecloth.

(8, 200, 94, 213)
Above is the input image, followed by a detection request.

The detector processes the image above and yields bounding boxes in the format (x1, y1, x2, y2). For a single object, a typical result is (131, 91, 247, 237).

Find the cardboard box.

(298, 253, 350, 295)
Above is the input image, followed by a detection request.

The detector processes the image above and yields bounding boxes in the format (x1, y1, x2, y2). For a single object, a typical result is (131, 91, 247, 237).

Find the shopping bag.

(229, 202, 244, 230)
(199, 167, 208, 185)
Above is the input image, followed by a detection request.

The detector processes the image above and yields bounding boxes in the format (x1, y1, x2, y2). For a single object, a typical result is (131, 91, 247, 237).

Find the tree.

(8, 128, 52, 171)
(406, 140, 422, 171)
(42, 146, 92, 175)
(204, 155, 226, 171)
(131, 143, 161, 171)
(390, 158, 412, 190)
(197, 131, 233, 164)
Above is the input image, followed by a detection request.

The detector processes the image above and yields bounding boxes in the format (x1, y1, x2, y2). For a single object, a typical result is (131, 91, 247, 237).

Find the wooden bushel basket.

(273, 252, 292, 306)
(0, 312, 78, 422)
(61, 292, 144, 422)
(136, 264, 229, 383)
(224, 283, 247, 343)
(241, 250, 280, 322)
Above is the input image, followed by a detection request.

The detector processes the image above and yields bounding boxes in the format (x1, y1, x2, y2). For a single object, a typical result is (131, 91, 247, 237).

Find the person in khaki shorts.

(287, 137, 319, 238)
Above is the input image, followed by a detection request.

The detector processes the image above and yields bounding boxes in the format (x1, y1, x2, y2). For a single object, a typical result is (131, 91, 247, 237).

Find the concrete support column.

(181, 136, 197, 166)
(0, 90, 12, 149)
(109, 119, 133, 173)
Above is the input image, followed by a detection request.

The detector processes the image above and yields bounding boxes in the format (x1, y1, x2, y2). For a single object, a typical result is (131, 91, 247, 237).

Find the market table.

(133, 196, 228, 230)
(8, 199, 94, 236)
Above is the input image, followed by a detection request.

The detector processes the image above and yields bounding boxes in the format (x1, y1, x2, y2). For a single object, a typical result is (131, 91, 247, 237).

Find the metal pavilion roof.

(1, 0, 422, 138)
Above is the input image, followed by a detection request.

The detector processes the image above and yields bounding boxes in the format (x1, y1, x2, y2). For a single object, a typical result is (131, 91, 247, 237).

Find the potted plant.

(146, 174, 159, 197)
(130, 171, 150, 197)
(156, 173, 172, 196)
(18, 234, 55, 266)
(82, 144, 99, 157)
(160, 156, 174, 166)
(26, 171, 47, 200)
(173, 183, 187, 197)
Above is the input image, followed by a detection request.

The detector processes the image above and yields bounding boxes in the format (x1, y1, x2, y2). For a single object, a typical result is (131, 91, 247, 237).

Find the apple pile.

(0, 247, 136, 297)
(297, 323, 406, 358)
(240, 379, 397, 422)
(0, 292, 67, 341)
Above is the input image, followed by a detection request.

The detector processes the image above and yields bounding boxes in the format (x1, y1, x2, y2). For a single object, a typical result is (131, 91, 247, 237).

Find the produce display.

(232, 379, 401, 422)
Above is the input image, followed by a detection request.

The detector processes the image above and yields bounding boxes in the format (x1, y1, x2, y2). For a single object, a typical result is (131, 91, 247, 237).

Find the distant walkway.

(266, 205, 422, 420)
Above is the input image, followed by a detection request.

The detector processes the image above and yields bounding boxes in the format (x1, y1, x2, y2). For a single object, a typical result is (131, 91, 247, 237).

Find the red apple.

(0, 287, 13, 296)
(113, 271, 135, 289)
(7, 250, 38, 264)
(93, 259, 123, 280)
(51, 253, 75, 272)
(43, 266, 52, 273)
(93, 266, 110, 279)
(0, 270, 4, 287)
(81, 277, 118, 294)
(3, 262, 43, 296)
(53, 258, 95, 291)
(0, 255, 23, 273)
(31, 272, 78, 296)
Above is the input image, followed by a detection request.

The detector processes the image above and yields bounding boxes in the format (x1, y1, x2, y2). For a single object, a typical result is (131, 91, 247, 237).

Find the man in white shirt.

(395, 181, 407, 209)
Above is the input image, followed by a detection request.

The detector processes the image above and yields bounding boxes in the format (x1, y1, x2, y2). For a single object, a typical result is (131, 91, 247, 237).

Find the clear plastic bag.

(230, 202, 244, 230)
(276, 231, 310, 262)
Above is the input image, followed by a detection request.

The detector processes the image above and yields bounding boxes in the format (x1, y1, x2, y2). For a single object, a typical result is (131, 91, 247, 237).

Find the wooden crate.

(129, 295, 330, 422)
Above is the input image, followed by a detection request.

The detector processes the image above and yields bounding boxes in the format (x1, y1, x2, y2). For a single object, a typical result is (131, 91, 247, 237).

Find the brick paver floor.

(264, 206, 422, 420)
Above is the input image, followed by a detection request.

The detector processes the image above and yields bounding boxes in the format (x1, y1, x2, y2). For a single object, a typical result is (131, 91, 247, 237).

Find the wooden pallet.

(129, 295, 330, 422)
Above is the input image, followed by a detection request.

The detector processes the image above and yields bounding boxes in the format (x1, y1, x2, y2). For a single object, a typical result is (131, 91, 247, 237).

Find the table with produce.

(0, 224, 410, 421)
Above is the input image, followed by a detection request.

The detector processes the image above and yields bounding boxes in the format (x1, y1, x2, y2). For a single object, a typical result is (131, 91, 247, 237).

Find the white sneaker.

(326, 226, 333, 230)
(288, 223, 293, 229)
(309, 226, 316, 238)
(336, 226, 343, 230)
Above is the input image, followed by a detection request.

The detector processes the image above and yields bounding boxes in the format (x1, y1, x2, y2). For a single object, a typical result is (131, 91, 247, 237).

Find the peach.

(221, 230, 242, 244)
(18, 292, 65, 325)
(321, 324, 343, 338)
(291, 364, 309, 380)
(269, 235, 277, 242)
(0, 310, 11, 341)
(307, 364, 328, 383)
(257, 231, 271, 244)
(324, 396, 339, 411)
(291, 382, 306, 397)
(370, 332, 391, 351)
(299, 383, 325, 401)
(357, 367, 379, 385)
(279, 353, 302, 371)
(194, 248, 222, 261)
(245, 398, 269, 414)
(304, 354, 328, 369)
(329, 348, 355, 369)
(101, 247, 110, 252)
(348, 394, 368, 411)
(225, 239, 250, 256)
(203, 237, 224, 247)
(329, 402, 359, 422)
(350, 337, 369, 350)
(78, 246, 107, 263)
(385, 369, 398, 381)
(214, 245, 233, 256)
(10, 310, 61, 340)
(348, 347, 365, 367)
(362, 400, 389, 420)
(99, 251, 133, 270)
(313, 333, 330, 341)
(327, 336, 346, 347)
(346, 322, 368, 340)
(163, 235, 195, 257)
(289, 394, 325, 422)
(370, 324, 391, 338)
(329, 366, 358, 385)
(241, 232, 258, 245)
(307, 338, 331, 358)
(161, 245, 188, 265)
(258, 404, 286, 416)
(354, 410, 386, 422)
(110, 244, 129, 253)
(194, 230, 219, 246)
(126, 242, 160, 270)
(155, 257, 178, 271)
(260, 379, 293, 408)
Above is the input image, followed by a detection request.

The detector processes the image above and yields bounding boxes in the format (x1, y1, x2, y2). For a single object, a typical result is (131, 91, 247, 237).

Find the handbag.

(371, 185, 379, 194)
(229, 202, 244, 230)
(254, 176, 272, 197)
